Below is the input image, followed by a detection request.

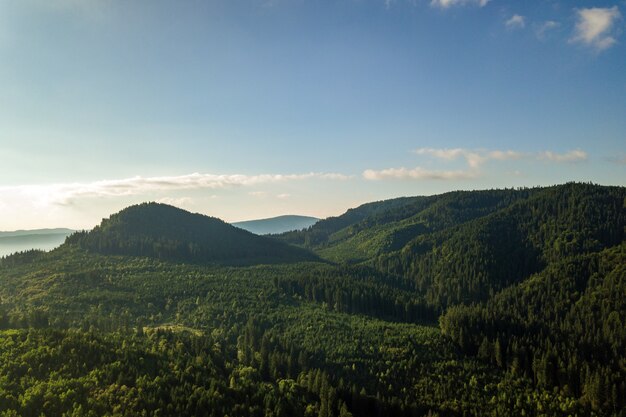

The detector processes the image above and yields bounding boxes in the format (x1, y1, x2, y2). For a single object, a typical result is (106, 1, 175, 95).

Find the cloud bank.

(364, 148, 523, 182)
(0, 172, 350, 206)
(364, 147, 589, 182)
(414, 148, 525, 168)
(363, 167, 476, 181)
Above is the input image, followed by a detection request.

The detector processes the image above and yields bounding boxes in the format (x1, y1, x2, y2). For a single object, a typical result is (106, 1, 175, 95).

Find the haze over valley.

(0, 229, 74, 257)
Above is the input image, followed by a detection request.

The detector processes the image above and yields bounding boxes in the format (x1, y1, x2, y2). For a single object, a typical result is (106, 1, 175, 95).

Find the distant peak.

(232, 215, 319, 235)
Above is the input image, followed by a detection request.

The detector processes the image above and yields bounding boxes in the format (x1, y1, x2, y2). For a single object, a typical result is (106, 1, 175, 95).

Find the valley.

(0, 183, 624, 417)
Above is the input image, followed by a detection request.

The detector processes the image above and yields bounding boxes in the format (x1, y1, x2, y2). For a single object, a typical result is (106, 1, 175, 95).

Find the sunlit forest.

(0, 183, 624, 417)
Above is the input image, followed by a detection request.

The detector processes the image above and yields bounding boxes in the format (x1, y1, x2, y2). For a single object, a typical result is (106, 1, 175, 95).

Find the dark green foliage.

(374, 184, 624, 308)
(66, 203, 317, 265)
(272, 266, 437, 322)
(279, 188, 536, 251)
(279, 196, 430, 247)
(0, 183, 624, 416)
(440, 243, 626, 413)
(0, 245, 592, 417)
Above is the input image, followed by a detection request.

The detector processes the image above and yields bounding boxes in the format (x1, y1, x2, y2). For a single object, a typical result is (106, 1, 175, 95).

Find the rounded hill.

(65, 203, 317, 265)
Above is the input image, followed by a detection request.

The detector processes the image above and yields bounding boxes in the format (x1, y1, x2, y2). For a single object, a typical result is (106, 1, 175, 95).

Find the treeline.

(375, 183, 625, 309)
(272, 268, 437, 323)
(0, 249, 46, 267)
(1, 183, 625, 416)
(440, 244, 626, 415)
(0, 321, 594, 417)
(280, 188, 537, 249)
(66, 203, 315, 265)
(0, 328, 325, 417)
(279, 197, 426, 247)
(0, 247, 593, 417)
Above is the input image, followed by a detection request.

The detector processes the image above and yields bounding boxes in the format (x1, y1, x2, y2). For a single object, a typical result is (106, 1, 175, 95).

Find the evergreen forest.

(0, 183, 624, 417)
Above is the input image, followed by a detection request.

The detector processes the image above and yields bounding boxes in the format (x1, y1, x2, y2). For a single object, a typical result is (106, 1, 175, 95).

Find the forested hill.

(280, 183, 624, 267)
(278, 188, 539, 259)
(375, 183, 625, 307)
(278, 181, 625, 311)
(279, 182, 626, 413)
(0, 184, 624, 416)
(65, 203, 317, 265)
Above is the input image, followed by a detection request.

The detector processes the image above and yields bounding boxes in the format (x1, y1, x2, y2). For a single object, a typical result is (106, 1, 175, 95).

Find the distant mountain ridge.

(65, 203, 317, 265)
(233, 215, 319, 235)
(0, 228, 74, 257)
(0, 228, 74, 237)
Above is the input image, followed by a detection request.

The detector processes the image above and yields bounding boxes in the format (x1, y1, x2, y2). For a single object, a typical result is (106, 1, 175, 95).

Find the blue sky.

(0, 0, 624, 229)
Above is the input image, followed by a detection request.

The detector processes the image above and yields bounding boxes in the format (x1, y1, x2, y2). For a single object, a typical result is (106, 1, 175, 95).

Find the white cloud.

(414, 147, 590, 166)
(536, 21, 560, 39)
(430, 0, 491, 9)
(414, 148, 463, 160)
(155, 197, 194, 207)
(365, 147, 589, 182)
(0, 172, 350, 206)
(276, 193, 291, 199)
(506, 15, 526, 30)
(365, 148, 525, 181)
(414, 148, 525, 168)
(538, 149, 588, 163)
(570, 6, 622, 51)
(363, 167, 476, 181)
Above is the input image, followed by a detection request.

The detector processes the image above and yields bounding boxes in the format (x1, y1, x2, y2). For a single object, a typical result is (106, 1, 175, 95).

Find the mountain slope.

(0, 185, 624, 416)
(0, 243, 588, 417)
(375, 183, 625, 308)
(279, 184, 624, 309)
(280, 188, 541, 262)
(65, 203, 317, 265)
(233, 215, 319, 235)
(439, 242, 626, 411)
(278, 182, 626, 412)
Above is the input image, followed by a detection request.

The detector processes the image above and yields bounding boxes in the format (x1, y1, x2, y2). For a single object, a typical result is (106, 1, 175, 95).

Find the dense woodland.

(66, 203, 316, 265)
(0, 183, 624, 416)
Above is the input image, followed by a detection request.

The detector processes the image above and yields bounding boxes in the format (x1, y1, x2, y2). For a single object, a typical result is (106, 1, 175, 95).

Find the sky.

(0, 0, 624, 230)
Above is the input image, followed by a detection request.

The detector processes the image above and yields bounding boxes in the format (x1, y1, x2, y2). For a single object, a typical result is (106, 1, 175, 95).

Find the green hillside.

(281, 184, 623, 307)
(440, 242, 626, 411)
(280, 188, 538, 263)
(0, 183, 624, 417)
(66, 203, 317, 265)
(0, 247, 591, 417)
(375, 183, 624, 308)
